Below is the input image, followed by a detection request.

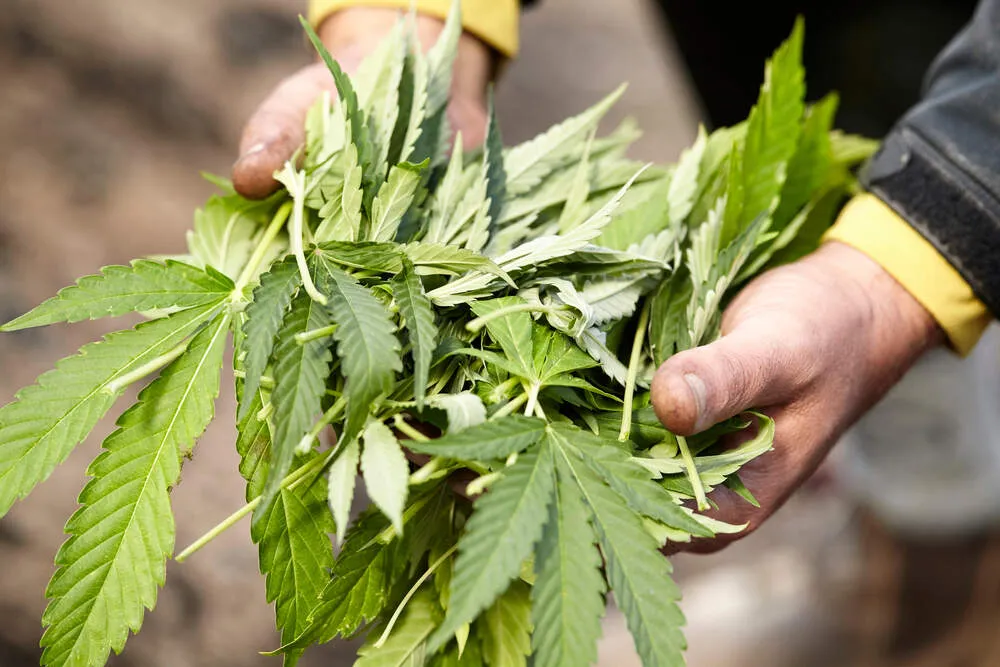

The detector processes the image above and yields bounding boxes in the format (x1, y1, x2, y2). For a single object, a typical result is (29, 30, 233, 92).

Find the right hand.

(232, 7, 495, 200)
(651, 241, 944, 553)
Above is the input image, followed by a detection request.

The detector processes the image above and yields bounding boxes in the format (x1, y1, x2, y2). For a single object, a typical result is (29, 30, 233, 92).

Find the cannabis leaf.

(1, 260, 233, 331)
(41, 311, 229, 667)
(482, 580, 531, 667)
(531, 460, 606, 667)
(317, 258, 402, 445)
(393, 258, 438, 409)
(728, 17, 805, 244)
(552, 428, 686, 667)
(288, 511, 396, 649)
(566, 425, 713, 536)
(327, 439, 360, 544)
(0, 302, 220, 518)
(238, 257, 302, 421)
(252, 459, 336, 656)
(360, 419, 409, 533)
(405, 416, 546, 460)
(255, 291, 333, 525)
(355, 590, 441, 667)
(370, 161, 425, 242)
(430, 442, 555, 650)
(504, 86, 624, 195)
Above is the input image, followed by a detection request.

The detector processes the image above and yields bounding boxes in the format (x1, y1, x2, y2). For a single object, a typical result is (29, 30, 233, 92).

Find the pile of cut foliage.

(0, 4, 874, 666)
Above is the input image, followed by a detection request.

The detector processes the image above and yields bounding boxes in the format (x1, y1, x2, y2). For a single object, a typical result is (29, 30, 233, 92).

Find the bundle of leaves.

(0, 5, 875, 666)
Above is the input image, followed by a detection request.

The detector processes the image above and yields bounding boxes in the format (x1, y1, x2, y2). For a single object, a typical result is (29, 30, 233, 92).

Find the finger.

(233, 63, 335, 199)
(650, 322, 812, 436)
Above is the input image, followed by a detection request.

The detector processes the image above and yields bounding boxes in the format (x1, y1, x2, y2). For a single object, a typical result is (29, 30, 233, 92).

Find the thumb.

(650, 324, 807, 435)
(232, 63, 335, 199)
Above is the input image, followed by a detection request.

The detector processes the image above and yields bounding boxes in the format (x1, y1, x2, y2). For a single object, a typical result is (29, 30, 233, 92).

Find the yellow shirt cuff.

(824, 193, 991, 355)
(308, 0, 520, 57)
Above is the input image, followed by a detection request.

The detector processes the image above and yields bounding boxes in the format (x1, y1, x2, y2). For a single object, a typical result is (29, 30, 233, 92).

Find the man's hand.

(232, 7, 494, 200)
(651, 241, 944, 553)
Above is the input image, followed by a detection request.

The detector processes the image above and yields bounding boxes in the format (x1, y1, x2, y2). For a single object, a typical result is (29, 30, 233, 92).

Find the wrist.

(814, 241, 943, 380)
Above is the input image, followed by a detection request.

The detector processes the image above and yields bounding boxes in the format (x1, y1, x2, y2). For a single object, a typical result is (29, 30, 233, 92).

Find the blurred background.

(1, 0, 999, 665)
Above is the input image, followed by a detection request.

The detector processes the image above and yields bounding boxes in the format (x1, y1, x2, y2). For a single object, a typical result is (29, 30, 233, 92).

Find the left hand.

(650, 241, 943, 553)
(232, 7, 494, 200)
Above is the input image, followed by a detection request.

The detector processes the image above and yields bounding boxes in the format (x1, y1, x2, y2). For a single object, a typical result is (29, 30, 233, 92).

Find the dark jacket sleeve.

(864, 0, 1000, 316)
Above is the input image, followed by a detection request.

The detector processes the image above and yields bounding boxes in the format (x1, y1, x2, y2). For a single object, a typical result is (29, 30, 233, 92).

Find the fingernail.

(235, 142, 267, 165)
(684, 373, 708, 432)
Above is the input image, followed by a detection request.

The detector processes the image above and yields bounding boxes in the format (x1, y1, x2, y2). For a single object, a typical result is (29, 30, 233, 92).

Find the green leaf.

(236, 349, 335, 657)
(0, 303, 221, 518)
(558, 424, 712, 537)
(301, 17, 371, 182)
(235, 385, 272, 500)
(482, 93, 507, 235)
(287, 511, 395, 650)
(424, 135, 471, 244)
(327, 438, 360, 544)
(252, 456, 336, 653)
(648, 269, 692, 365)
(411, 0, 461, 165)
(595, 176, 671, 251)
(774, 93, 838, 229)
(552, 429, 686, 667)
(370, 161, 426, 242)
(316, 241, 403, 273)
(532, 328, 598, 381)
(730, 17, 805, 244)
(355, 589, 442, 667)
(40, 311, 229, 667)
(354, 20, 406, 183)
(317, 258, 402, 445)
(532, 455, 606, 667)
(667, 126, 707, 226)
(470, 297, 535, 378)
(504, 86, 624, 195)
(395, 35, 428, 165)
(403, 243, 513, 284)
(187, 195, 264, 279)
(482, 580, 531, 667)
(429, 442, 555, 650)
(557, 131, 595, 233)
(315, 141, 364, 243)
(255, 291, 333, 526)
(425, 393, 486, 432)
(393, 258, 438, 409)
(465, 94, 507, 252)
(2, 260, 232, 332)
(405, 416, 546, 460)
(361, 419, 409, 533)
(238, 257, 302, 421)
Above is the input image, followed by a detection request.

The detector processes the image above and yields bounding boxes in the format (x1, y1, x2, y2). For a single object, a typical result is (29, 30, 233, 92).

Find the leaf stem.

(295, 323, 338, 345)
(491, 392, 528, 420)
(676, 434, 709, 511)
(392, 414, 430, 442)
(285, 164, 328, 305)
(409, 457, 447, 485)
(523, 382, 540, 418)
(297, 396, 347, 452)
(104, 339, 190, 395)
(374, 544, 458, 648)
(175, 453, 327, 562)
(465, 303, 563, 333)
(233, 201, 292, 295)
(619, 299, 651, 441)
(466, 471, 501, 497)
